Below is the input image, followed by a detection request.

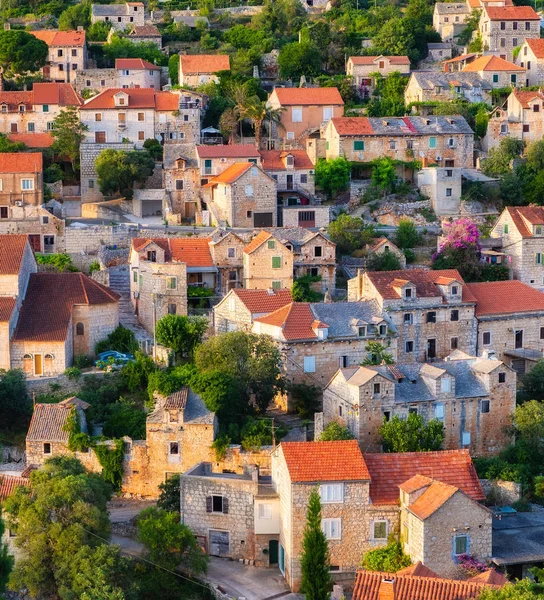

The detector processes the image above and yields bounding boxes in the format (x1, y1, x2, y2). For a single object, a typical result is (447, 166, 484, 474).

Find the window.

(500, 123, 508, 135)
(268, 240, 276, 249)
(404, 313, 413, 325)
(451, 309, 459, 322)
(133, 270, 138, 283)
(358, 326, 366, 337)
(354, 140, 365, 151)
(339, 355, 348, 368)
(435, 403, 445, 421)
(389, 140, 396, 150)
(493, 74, 499, 84)
(259, 503, 272, 519)
(323, 106, 333, 121)
(76, 322, 84, 336)
(209, 495, 227, 513)
(138, 131, 145, 141)
(536, 253, 542, 265)
(523, 124, 530, 133)
(0, 207, 8, 219)
(454, 535, 469, 556)
(462, 431, 471, 446)
(292, 107, 302, 122)
(446, 188, 452, 197)
(21, 179, 34, 191)
(72, 48, 77, 57)
(499, 372, 506, 383)
(446, 169, 453, 177)
(373, 382, 381, 395)
(451, 285, 458, 295)
(287, 132, 295, 140)
(246, 210, 252, 219)
(44, 236, 54, 247)
(72, 63, 77, 71)
(322, 518, 341, 540)
(483, 331, 491, 346)
(166, 277, 177, 290)
(95, 132, 106, 143)
(451, 337, 458, 350)
(379, 324, 387, 336)
(513, 20, 518, 30)
(169, 441, 179, 455)
(320, 484, 344, 503)
(137, 112, 145, 122)
(168, 303, 176, 315)
(426, 311, 436, 324)
(43, 442, 51, 454)
(303, 356, 316, 373)
(43, 104, 49, 113)
(504, 223, 509, 234)
(175, 179, 184, 190)
(429, 137, 437, 149)
(245, 185, 254, 196)
(314, 245, 322, 257)
(58, 49, 63, 57)
(512, 40, 518, 49)
(372, 521, 388, 540)
(300, 174, 307, 184)
(339, 405, 343, 417)
(405, 288, 412, 299)
(100, 80, 105, 87)
(89, 180, 94, 189)
(441, 377, 451, 393)
(481, 400, 490, 414)
(272, 281, 281, 290)
(405, 340, 414, 353)
(272, 256, 281, 269)
(500, 38, 506, 49)
(526, 21, 531, 30)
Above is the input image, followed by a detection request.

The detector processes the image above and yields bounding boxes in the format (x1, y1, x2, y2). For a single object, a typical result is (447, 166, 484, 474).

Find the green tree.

(300, 489, 333, 600)
(291, 274, 322, 302)
(52, 106, 89, 172)
(366, 249, 402, 271)
(481, 137, 525, 177)
(155, 315, 208, 363)
(315, 157, 351, 201)
(157, 474, 181, 513)
(396, 218, 420, 249)
(372, 157, 396, 195)
(367, 72, 407, 117)
(521, 363, 544, 401)
(95, 149, 154, 199)
(0, 30, 48, 80)
(361, 541, 411, 572)
(251, 0, 306, 37)
(278, 42, 322, 79)
(319, 421, 354, 441)
(0, 369, 30, 435)
(477, 579, 544, 599)
(379, 413, 444, 452)
(190, 369, 246, 426)
(362, 341, 394, 366)
(0, 133, 25, 153)
(512, 400, 544, 454)
(0, 510, 13, 595)
(168, 53, 179, 85)
(87, 21, 112, 42)
(327, 213, 376, 256)
(104, 36, 167, 67)
(288, 382, 320, 419)
(58, 2, 91, 30)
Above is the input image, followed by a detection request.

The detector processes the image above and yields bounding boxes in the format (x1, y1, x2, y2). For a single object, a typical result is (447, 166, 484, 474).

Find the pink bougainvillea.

(457, 553, 488, 576)
(439, 218, 482, 253)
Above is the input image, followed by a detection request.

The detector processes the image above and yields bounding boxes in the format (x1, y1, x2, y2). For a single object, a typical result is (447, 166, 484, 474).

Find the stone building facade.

(404, 71, 491, 105)
(179, 54, 230, 87)
(243, 230, 294, 290)
(417, 167, 462, 216)
(75, 58, 161, 94)
(432, 2, 470, 41)
(30, 29, 87, 84)
(515, 38, 544, 86)
(346, 56, 410, 98)
(0, 153, 43, 209)
(91, 2, 145, 31)
(208, 230, 248, 294)
(461, 55, 525, 88)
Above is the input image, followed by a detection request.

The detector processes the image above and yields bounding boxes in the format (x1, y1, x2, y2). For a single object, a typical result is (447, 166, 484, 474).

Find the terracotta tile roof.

(505, 206, 544, 236)
(115, 58, 160, 70)
(129, 25, 161, 37)
(81, 88, 178, 110)
(133, 237, 214, 267)
(280, 440, 371, 482)
(398, 474, 433, 494)
(485, 5, 539, 19)
(196, 144, 260, 159)
(462, 55, 524, 72)
(19, 464, 37, 478)
(0, 474, 30, 501)
(397, 562, 440, 578)
(180, 54, 230, 74)
(165, 388, 189, 409)
(260, 149, 313, 170)
(408, 481, 459, 520)
(444, 53, 479, 65)
(243, 230, 273, 254)
(365, 269, 476, 303)
(352, 571, 501, 600)
(254, 303, 324, 340)
(7, 133, 54, 148)
(0, 90, 33, 109)
(0, 152, 42, 173)
(363, 450, 485, 505)
(30, 29, 86, 47)
(0, 297, 16, 322)
(59, 396, 90, 410)
(13, 273, 120, 342)
(271, 87, 344, 106)
(349, 55, 410, 65)
(467, 280, 544, 316)
(26, 402, 72, 442)
(513, 89, 544, 108)
(32, 83, 83, 106)
(232, 289, 293, 314)
(330, 117, 374, 135)
(205, 162, 253, 185)
(0, 234, 30, 274)
(468, 570, 509, 586)
(525, 38, 544, 59)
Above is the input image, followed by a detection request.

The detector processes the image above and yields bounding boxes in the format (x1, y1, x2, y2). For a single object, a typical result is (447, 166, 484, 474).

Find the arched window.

(23, 353, 32, 359)
(44, 353, 53, 359)
(76, 322, 84, 336)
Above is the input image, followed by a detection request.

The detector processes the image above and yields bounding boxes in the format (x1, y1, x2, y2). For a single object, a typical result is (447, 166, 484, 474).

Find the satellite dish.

(419, 151, 425, 158)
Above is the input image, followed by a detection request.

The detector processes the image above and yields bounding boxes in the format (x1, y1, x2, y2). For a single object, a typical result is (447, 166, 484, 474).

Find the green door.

(269, 540, 279, 565)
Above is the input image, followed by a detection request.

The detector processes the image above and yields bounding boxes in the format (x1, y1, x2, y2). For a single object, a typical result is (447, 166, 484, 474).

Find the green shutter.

(429, 137, 437, 149)
(354, 141, 365, 151)
(272, 281, 281, 290)
(272, 256, 281, 269)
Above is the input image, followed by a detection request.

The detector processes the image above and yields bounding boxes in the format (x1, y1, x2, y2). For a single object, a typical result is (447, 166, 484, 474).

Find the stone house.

(417, 166, 463, 216)
(443, 53, 480, 72)
(366, 237, 406, 268)
(0, 82, 82, 136)
(201, 163, 277, 228)
(242, 230, 294, 291)
(127, 25, 162, 47)
(427, 43, 454, 62)
(179, 54, 230, 87)
(213, 288, 293, 333)
(91, 2, 145, 31)
(346, 56, 410, 98)
(404, 71, 491, 105)
(281, 205, 330, 229)
(196, 144, 262, 182)
(30, 29, 87, 84)
(515, 38, 544, 86)
(348, 269, 478, 363)
(180, 462, 280, 566)
(478, 5, 540, 62)
(483, 89, 544, 151)
(467, 279, 544, 375)
(433, 3, 470, 42)
(267, 87, 344, 148)
(163, 143, 200, 221)
(75, 58, 162, 95)
(324, 116, 475, 169)
(0, 472, 31, 560)
(321, 351, 516, 455)
(208, 229, 248, 294)
(461, 54, 525, 88)
(0, 152, 43, 211)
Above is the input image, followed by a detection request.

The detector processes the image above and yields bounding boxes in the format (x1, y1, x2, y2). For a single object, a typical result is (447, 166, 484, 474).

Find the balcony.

(117, 122, 127, 130)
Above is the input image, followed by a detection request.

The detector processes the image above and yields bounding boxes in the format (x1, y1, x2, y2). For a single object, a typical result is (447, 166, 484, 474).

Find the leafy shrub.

(36, 253, 77, 272)
(361, 541, 411, 572)
(102, 400, 146, 440)
(44, 163, 63, 183)
(64, 367, 81, 380)
(157, 474, 181, 513)
(240, 418, 286, 451)
(511, 499, 532, 513)
(73, 355, 93, 369)
(319, 421, 354, 441)
(89, 261, 100, 274)
(288, 382, 320, 419)
(95, 325, 139, 355)
(211, 434, 231, 461)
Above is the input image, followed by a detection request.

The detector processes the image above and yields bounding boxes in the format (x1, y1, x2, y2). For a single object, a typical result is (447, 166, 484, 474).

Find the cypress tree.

(0, 510, 13, 593)
(300, 488, 333, 600)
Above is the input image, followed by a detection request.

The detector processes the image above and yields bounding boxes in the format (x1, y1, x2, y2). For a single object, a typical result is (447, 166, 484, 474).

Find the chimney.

(421, 156, 428, 168)
(378, 578, 396, 600)
(251, 464, 260, 483)
(77, 25, 84, 31)
(3, 22, 10, 30)
(324, 290, 332, 303)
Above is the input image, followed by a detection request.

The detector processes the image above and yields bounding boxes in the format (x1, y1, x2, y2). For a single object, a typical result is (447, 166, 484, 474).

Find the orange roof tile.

(468, 570, 509, 586)
(397, 562, 440, 578)
(281, 440, 371, 482)
(398, 474, 433, 494)
(506, 206, 544, 236)
(513, 89, 544, 108)
(467, 280, 544, 316)
(254, 303, 324, 340)
(31, 29, 86, 47)
(331, 117, 374, 135)
(7, 133, 53, 148)
(0, 234, 30, 274)
(115, 58, 160, 70)
(0, 474, 30, 501)
(81, 88, 178, 110)
(485, 5, 538, 18)
(196, 144, 260, 159)
(525, 38, 544, 59)
(232, 289, 293, 314)
(180, 54, 230, 74)
(462, 55, 524, 72)
(0, 152, 42, 173)
(408, 481, 459, 520)
(349, 55, 410, 65)
(243, 230, 273, 255)
(33, 82, 82, 106)
(206, 162, 253, 185)
(129, 25, 161, 37)
(364, 450, 485, 505)
(260, 149, 313, 171)
(0, 297, 16, 322)
(353, 571, 501, 600)
(132, 237, 214, 267)
(272, 87, 344, 106)
(444, 53, 479, 65)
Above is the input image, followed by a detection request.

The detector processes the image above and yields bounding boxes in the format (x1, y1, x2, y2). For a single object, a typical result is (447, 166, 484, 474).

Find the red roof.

(232, 289, 293, 314)
(205, 162, 253, 185)
(0, 152, 42, 173)
(353, 571, 501, 600)
(462, 55, 524, 72)
(467, 280, 544, 316)
(271, 87, 344, 106)
(81, 88, 178, 110)
(349, 55, 410, 65)
(132, 237, 214, 267)
(525, 38, 544, 59)
(13, 273, 120, 342)
(397, 562, 439, 578)
(243, 231, 273, 255)
(254, 303, 326, 340)
(468, 571, 509, 586)
(363, 450, 485, 505)
(280, 440, 371, 482)
(513, 89, 544, 108)
(0, 234, 30, 274)
(30, 29, 86, 47)
(485, 5, 539, 19)
(505, 206, 544, 236)
(0, 83, 82, 109)
(0, 297, 16, 322)
(196, 144, 260, 159)
(0, 474, 29, 501)
(115, 58, 160, 70)
(180, 54, 230, 74)
(8, 133, 54, 148)
(260, 150, 314, 171)
(407, 481, 459, 520)
(331, 117, 374, 135)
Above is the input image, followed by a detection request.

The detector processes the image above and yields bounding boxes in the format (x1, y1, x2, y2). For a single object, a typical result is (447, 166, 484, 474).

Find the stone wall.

(480, 478, 522, 505)
(80, 142, 134, 202)
(243, 237, 293, 290)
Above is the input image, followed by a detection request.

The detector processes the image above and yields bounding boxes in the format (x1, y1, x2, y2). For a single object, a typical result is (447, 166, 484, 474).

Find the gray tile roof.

(26, 404, 71, 442)
(410, 71, 492, 92)
(368, 115, 474, 136)
(310, 300, 389, 338)
(163, 143, 197, 170)
(434, 2, 469, 14)
(92, 3, 129, 16)
(184, 388, 215, 424)
(165, 388, 188, 410)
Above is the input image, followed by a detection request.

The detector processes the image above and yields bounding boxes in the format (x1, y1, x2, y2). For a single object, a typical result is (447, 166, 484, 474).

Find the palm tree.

(264, 105, 286, 150)
(219, 107, 237, 144)
(244, 99, 267, 149)
(225, 82, 251, 144)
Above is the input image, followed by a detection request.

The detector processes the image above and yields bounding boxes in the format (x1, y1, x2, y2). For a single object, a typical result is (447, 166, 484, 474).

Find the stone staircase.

(108, 265, 153, 349)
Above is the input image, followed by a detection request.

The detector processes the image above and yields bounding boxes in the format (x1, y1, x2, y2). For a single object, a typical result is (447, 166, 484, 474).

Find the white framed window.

(258, 503, 272, 519)
(21, 179, 34, 190)
(404, 312, 413, 325)
(323, 106, 333, 121)
(322, 518, 341, 540)
(286, 131, 295, 140)
(320, 483, 344, 503)
(303, 356, 316, 373)
(441, 377, 451, 393)
(166, 276, 177, 290)
(245, 185, 254, 196)
(434, 403, 445, 421)
(292, 107, 302, 122)
(462, 431, 471, 446)
(372, 520, 388, 540)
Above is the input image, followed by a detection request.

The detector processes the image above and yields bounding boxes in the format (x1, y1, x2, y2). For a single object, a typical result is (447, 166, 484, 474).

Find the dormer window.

(536, 226, 542, 235)
(358, 326, 366, 337)
(1, 104, 6, 113)
(147, 250, 156, 262)
(451, 285, 459, 295)
(441, 377, 451, 393)
(405, 288, 412, 299)
(379, 324, 387, 336)
(285, 154, 294, 168)
(18, 104, 25, 113)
